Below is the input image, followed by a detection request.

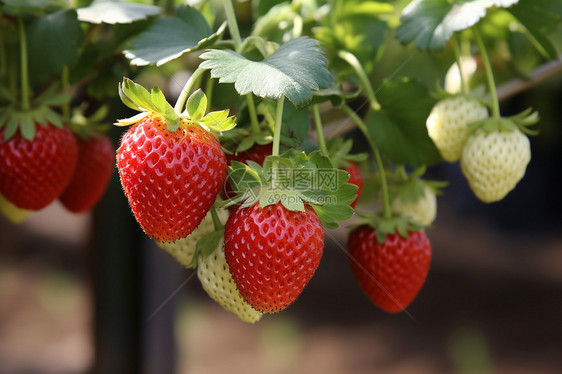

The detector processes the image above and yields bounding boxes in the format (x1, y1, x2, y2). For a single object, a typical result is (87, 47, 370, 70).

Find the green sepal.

(221, 149, 358, 228)
(352, 212, 423, 244)
(326, 138, 368, 169)
(467, 108, 539, 135)
(0, 101, 67, 141)
(116, 78, 179, 131)
(187, 230, 224, 269)
(185, 89, 207, 121)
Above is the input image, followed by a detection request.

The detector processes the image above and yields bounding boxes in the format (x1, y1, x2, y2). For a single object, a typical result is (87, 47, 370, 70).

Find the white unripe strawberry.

(461, 128, 531, 203)
(426, 96, 488, 162)
(197, 240, 263, 323)
(391, 185, 437, 226)
(156, 208, 229, 267)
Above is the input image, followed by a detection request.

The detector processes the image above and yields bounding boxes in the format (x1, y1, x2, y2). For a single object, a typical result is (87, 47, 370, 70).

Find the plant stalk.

(338, 50, 381, 111)
(342, 104, 391, 218)
(246, 93, 261, 134)
(312, 104, 328, 155)
(174, 67, 206, 113)
(222, 0, 242, 51)
(473, 27, 500, 118)
(210, 206, 223, 231)
(17, 17, 30, 111)
(272, 95, 285, 158)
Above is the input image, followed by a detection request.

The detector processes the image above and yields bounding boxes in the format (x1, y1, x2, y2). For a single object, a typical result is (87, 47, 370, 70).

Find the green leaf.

(396, 0, 519, 51)
(76, 2, 161, 24)
(27, 9, 84, 86)
(124, 5, 226, 66)
(366, 78, 441, 167)
(2, 0, 66, 15)
(185, 89, 207, 121)
(509, 0, 562, 59)
(200, 37, 333, 106)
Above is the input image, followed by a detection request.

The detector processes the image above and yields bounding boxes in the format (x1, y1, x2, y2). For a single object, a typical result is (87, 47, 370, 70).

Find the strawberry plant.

(1, 0, 561, 322)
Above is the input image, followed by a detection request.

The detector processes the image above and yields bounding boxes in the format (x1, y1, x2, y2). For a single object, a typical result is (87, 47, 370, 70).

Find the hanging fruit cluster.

(2, 0, 559, 322)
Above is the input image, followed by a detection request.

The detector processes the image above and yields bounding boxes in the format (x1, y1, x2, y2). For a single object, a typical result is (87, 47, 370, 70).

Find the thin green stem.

(222, 1, 260, 134)
(397, 164, 408, 181)
(62, 66, 70, 118)
(451, 35, 467, 94)
(338, 50, 381, 111)
(17, 17, 30, 111)
(210, 206, 223, 231)
(174, 67, 206, 113)
(271, 95, 285, 158)
(246, 93, 261, 134)
(222, 0, 242, 51)
(312, 104, 328, 155)
(204, 76, 214, 112)
(473, 27, 500, 118)
(342, 104, 391, 218)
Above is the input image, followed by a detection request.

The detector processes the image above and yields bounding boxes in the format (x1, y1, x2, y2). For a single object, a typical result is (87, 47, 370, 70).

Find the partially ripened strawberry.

(224, 202, 324, 313)
(60, 134, 115, 213)
(344, 161, 363, 208)
(117, 116, 227, 242)
(198, 239, 263, 323)
(347, 226, 432, 313)
(0, 124, 78, 210)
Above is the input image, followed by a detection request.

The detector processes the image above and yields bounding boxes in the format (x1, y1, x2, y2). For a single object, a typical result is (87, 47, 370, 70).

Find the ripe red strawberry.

(117, 116, 227, 242)
(0, 124, 78, 210)
(224, 202, 324, 313)
(344, 161, 363, 208)
(226, 143, 272, 165)
(60, 134, 115, 213)
(347, 226, 431, 313)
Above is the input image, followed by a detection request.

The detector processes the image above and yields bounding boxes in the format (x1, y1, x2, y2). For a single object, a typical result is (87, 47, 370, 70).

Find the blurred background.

(2, 0, 562, 373)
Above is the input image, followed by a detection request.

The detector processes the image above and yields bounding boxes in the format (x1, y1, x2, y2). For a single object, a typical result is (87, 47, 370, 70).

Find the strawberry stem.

(246, 93, 261, 134)
(312, 104, 328, 155)
(474, 27, 500, 119)
(342, 104, 391, 218)
(62, 66, 70, 119)
(451, 35, 468, 95)
(174, 67, 206, 113)
(210, 206, 223, 231)
(272, 94, 285, 158)
(337, 50, 381, 111)
(222, 0, 242, 51)
(17, 17, 30, 111)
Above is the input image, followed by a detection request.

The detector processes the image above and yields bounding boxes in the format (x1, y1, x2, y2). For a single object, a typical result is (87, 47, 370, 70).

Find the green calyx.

(353, 211, 423, 244)
(187, 229, 224, 269)
(387, 165, 447, 205)
(116, 78, 236, 133)
(467, 107, 539, 135)
(68, 105, 110, 141)
(0, 85, 70, 141)
(326, 138, 368, 169)
(222, 149, 358, 229)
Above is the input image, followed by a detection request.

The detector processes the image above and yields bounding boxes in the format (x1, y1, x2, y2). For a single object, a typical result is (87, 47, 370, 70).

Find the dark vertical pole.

(91, 169, 142, 374)
(140, 237, 181, 374)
